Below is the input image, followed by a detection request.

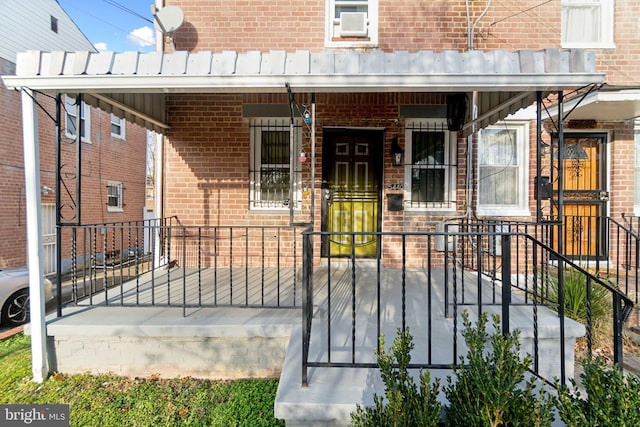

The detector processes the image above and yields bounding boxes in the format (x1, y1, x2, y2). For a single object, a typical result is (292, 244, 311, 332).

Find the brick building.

(0, 0, 148, 274)
(3, 1, 640, 412)
(5, 0, 640, 267)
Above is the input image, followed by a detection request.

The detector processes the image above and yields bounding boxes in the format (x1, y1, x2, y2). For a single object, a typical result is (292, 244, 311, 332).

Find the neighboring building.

(0, 0, 148, 274)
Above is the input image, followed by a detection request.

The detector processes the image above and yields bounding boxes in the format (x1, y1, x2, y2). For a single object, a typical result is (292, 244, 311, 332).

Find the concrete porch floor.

(41, 264, 583, 426)
(275, 265, 583, 426)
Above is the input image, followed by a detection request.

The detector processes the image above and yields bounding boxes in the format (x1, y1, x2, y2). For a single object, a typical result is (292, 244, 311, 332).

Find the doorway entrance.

(321, 129, 383, 257)
(554, 133, 608, 260)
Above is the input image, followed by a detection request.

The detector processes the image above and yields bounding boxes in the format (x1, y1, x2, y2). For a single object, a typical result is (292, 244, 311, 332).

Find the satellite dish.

(151, 5, 184, 51)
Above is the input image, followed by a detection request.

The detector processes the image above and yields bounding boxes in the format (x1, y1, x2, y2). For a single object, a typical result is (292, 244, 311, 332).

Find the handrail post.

(301, 228, 313, 386)
(613, 293, 624, 369)
(501, 233, 511, 335)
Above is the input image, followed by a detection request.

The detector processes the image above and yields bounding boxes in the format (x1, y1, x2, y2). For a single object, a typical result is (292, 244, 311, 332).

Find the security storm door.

(322, 129, 382, 257)
(554, 133, 608, 259)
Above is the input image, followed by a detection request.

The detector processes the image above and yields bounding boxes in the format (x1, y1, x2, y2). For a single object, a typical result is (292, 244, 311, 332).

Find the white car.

(0, 268, 54, 328)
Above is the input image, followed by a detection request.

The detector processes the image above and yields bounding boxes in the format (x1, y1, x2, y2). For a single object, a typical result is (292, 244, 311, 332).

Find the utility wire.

(103, 0, 154, 24)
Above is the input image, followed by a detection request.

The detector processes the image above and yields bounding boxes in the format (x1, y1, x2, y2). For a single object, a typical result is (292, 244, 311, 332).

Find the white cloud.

(94, 42, 108, 52)
(127, 26, 155, 47)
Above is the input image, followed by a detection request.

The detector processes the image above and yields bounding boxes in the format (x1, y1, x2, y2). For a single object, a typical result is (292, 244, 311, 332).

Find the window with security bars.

(405, 120, 456, 210)
(249, 119, 301, 209)
(107, 181, 123, 212)
(478, 122, 530, 216)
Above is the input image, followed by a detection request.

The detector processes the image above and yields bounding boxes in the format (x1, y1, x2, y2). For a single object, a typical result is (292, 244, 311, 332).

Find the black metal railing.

(457, 216, 640, 323)
(57, 219, 303, 312)
(300, 228, 634, 388)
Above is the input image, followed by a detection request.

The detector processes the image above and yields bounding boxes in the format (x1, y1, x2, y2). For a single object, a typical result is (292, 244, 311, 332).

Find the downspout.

(22, 88, 48, 383)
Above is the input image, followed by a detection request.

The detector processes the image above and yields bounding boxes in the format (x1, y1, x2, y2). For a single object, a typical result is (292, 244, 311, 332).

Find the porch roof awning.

(2, 48, 604, 134)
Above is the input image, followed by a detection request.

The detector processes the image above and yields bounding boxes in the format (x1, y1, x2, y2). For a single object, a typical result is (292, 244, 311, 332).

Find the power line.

(103, 0, 153, 24)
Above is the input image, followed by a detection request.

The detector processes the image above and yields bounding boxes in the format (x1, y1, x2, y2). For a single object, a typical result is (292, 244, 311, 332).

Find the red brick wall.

(0, 55, 147, 270)
(169, 0, 640, 86)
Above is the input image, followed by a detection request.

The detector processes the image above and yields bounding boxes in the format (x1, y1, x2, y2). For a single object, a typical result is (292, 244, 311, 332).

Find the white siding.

(0, 0, 95, 63)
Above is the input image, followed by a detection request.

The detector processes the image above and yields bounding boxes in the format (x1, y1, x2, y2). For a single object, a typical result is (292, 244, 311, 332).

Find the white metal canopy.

(3, 48, 604, 134)
(1, 47, 604, 382)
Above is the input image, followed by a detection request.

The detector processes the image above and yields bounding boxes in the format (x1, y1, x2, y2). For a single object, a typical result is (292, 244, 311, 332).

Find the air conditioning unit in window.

(339, 12, 368, 37)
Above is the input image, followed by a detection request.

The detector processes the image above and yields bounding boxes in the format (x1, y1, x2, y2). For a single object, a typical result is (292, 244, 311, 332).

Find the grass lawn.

(0, 333, 285, 426)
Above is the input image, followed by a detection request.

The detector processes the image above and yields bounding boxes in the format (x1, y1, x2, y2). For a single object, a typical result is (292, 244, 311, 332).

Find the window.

(325, 0, 378, 47)
(404, 120, 456, 210)
(249, 119, 301, 209)
(64, 96, 91, 142)
(561, 0, 614, 48)
(478, 122, 530, 217)
(50, 16, 58, 33)
(110, 114, 126, 139)
(107, 181, 124, 212)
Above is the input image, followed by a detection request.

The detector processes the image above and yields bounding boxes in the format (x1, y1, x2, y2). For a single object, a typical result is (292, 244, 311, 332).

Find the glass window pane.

(413, 131, 445, 165)
(261, 131, 289, 164)
(480, 129, 517, 166)
(563, 3, 600, 43)
(479, 167, 518, 205)
(411, 169, 445, 203)
(260, 168, 289, 201)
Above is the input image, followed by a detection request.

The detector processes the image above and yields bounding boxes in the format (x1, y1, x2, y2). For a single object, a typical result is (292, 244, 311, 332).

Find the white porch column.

(153, 132, 164, 269)
(21, 88, 48, 383)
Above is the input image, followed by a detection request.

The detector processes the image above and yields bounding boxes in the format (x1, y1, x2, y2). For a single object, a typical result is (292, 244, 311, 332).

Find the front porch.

(43, 256, 587, 425)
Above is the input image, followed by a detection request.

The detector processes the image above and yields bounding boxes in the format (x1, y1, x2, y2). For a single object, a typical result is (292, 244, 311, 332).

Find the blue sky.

(58, 0, 156, 53)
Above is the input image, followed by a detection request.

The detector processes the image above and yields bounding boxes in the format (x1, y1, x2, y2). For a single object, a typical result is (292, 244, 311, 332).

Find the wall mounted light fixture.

(390, 137, 403, 166)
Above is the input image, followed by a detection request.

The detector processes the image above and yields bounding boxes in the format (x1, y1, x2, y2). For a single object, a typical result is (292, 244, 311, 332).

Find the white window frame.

(477, 121, 530, 217)
(325, 0, 378, 48)
(106, 181, 124, 212)
(561, 0, 615, 49)
(249, 118, 302, 211)
(110, 114, 126, 139)
(404, 119, 457, 211)
(64, 95, 91, 143)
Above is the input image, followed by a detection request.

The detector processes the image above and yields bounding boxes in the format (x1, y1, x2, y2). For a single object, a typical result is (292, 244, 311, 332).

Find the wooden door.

(321, 130, 382, 257)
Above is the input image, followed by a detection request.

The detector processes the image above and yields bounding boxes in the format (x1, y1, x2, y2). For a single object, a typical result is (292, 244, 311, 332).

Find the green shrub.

(556, 357, 640, 426)
(351, 329, 443, 427)
(443, 311, 555, 427)
(546, 267, 611, 328)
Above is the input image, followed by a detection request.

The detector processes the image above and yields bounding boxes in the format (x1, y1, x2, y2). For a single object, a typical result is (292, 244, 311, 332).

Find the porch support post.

(535, 91, 543, 222)
(500, 234, 511, 335)
(21, 88, 49, 382)
(557, 90, 565, 253)
(154, 132, 164, 269)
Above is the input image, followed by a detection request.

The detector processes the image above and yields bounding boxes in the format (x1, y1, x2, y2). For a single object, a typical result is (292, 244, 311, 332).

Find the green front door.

(322, 129, 382, 257)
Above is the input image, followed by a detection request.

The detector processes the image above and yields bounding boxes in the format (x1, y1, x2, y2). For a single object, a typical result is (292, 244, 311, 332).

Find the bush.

(556, 357, 640, 426)
(546, 267, 610, 328)
(443, 311, 555, 427)
(351, 329, 443, 427)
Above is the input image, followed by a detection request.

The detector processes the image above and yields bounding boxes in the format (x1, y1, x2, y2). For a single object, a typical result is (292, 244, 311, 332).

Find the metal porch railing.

(458, 216, 640, 324)
(56, 218, 304, 312)
(300, 228, 634, 388)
